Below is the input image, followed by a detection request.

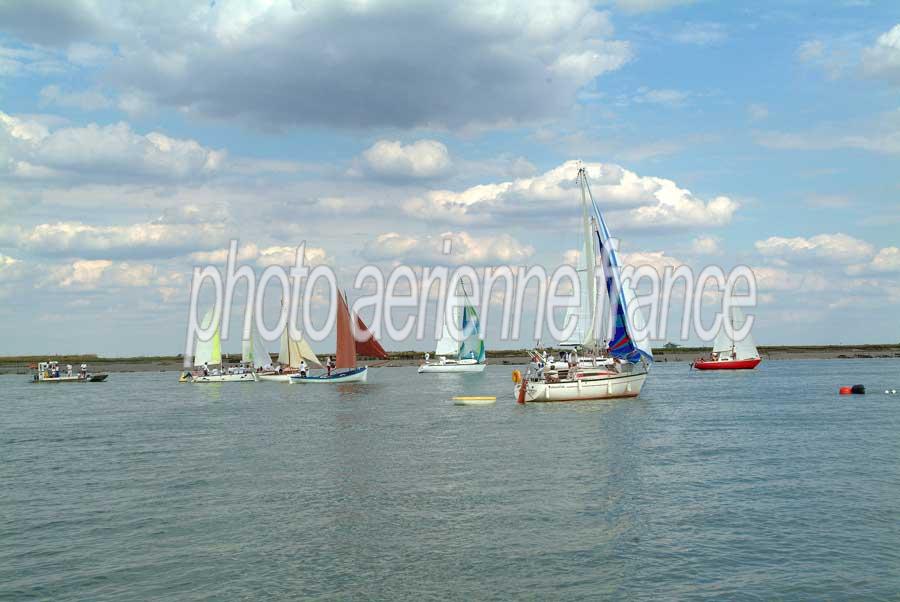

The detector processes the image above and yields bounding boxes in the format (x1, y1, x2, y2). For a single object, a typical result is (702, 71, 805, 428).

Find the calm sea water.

(2, 359, 899, 600)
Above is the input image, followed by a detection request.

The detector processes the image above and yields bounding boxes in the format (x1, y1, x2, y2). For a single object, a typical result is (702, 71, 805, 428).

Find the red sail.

(355, 314, 388, 359)
(335, 292, 356, 369)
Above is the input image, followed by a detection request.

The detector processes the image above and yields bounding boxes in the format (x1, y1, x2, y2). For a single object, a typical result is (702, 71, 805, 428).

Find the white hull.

(257, 373, 293, 383)
(516, 370, 647, 402)
(289, 367, 368, 384)
(184, 372, 257, 383)
(418, 361, 486, 373)
(32, 375, 85, 383)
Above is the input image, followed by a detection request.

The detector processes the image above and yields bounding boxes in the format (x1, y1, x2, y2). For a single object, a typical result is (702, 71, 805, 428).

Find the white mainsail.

(561, 177, 598, 348)
(194, 308, 222, 367)
(435, 303, 462, 357)
(242, 321, 270, 370)
(712, 306, 759, 359)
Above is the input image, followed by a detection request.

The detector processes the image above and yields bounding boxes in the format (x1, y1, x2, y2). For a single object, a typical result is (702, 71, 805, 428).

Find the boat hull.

(289, 366, 368, 384)
(515, 370, 647, 402)
(692, 358, 761, 370)
(181, 372, 258, 383)
(418, 361, 486, 373)
(257, 373, 293, 383)
(31, 373, 108, 383)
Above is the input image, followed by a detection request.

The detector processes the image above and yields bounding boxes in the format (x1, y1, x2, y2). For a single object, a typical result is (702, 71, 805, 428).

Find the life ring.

(511, 369, 521, 384)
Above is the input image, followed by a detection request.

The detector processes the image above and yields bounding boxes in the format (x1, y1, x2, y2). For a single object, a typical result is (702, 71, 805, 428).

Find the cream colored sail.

(278, 329, 322, 368)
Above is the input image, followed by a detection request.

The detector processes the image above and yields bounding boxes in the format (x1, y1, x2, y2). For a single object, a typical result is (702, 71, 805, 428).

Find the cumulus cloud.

(358, 139, 452, 179)
(755, 233, 875, 264)
(0, 1, 632, 130)
(0, 111, 226, 181)
(361, 231, 534, 266)
(861, 24, 900, 85)
(847, 246, 900, 275)
(401, 160, 738, 229)
(690, 236, 721, 255)
(12, 221, 230, 259)
(189, 243, 329, 268)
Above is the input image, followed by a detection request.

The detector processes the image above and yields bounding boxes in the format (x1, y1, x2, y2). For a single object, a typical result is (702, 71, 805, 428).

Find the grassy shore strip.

(1, 344, 898, 374)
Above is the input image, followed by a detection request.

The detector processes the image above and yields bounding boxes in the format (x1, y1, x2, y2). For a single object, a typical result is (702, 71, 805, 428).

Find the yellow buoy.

(511, 369, 521, 384)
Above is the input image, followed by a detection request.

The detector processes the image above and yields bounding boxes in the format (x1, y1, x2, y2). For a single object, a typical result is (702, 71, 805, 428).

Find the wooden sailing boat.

(513, 165, 653, 402)
(692, 306, 761, 370)
(418, 289, 486, 373)
(289, 291, 387, 384)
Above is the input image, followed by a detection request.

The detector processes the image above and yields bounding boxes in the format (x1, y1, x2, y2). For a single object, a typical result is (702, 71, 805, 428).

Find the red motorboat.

(692, 357, 761, 370)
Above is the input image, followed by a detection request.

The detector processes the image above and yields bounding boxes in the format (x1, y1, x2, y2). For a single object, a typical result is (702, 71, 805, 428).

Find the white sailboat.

(418, 290, 486, 373)
(692, 306, 761, 370)
(257, 326, 323, 382)
(180, 308, 257, 383)
(514, 165, 653, 402)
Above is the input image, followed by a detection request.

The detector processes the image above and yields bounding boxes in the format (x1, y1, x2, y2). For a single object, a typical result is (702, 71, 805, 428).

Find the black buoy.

(850, 384, 866, 395)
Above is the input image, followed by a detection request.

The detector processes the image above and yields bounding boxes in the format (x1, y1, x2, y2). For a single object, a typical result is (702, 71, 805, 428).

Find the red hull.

(693, 358, 761, 370)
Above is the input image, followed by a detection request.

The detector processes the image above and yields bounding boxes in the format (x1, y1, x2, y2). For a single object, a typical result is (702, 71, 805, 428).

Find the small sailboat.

(289, 291, 388, 384)
(514, 165, 653, 403)
(180, 308, 257, 382)
(257, 324, 323, 382)
(692, 306, 761, 370)
(418, 289, 486, 373)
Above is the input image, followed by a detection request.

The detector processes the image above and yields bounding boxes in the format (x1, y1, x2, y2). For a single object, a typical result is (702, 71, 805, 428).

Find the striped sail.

(586, 169, 653, 364)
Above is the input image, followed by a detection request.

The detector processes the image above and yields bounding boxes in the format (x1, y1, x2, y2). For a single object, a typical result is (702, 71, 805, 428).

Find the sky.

(1, 0, 899, 356)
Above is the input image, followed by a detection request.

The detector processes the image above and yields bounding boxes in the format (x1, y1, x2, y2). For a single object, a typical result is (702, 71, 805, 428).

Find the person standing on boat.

(203, 362, 209, 376)
(326, 356, 333, 377)
(66, 364, 73, 377)
(299, 359, 307, 378)
(80, 363, 87, 378)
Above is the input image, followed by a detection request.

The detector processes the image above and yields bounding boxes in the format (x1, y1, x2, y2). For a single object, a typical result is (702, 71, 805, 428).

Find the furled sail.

(194, 308, 222, 367)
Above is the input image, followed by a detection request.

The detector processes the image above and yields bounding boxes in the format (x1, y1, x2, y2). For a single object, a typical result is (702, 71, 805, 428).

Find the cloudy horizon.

(1, 0, 898, 356)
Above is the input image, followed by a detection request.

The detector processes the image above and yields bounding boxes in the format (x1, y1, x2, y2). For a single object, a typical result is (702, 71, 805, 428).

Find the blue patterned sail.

(458, 297, 485, 362)
(583, 169, 653, 364)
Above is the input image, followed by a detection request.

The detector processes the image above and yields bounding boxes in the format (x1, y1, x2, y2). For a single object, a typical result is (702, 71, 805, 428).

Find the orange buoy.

(511, 369, 521, 384)
(839, 386, 852, 395)
(516, 382, 527, 404)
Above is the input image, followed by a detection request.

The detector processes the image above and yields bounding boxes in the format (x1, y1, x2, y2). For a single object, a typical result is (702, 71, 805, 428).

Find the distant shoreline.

(1, 345, 898, 374)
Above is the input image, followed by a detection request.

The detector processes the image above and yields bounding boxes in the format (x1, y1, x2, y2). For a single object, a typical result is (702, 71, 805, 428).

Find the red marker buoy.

(839, 386, 852, 395)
